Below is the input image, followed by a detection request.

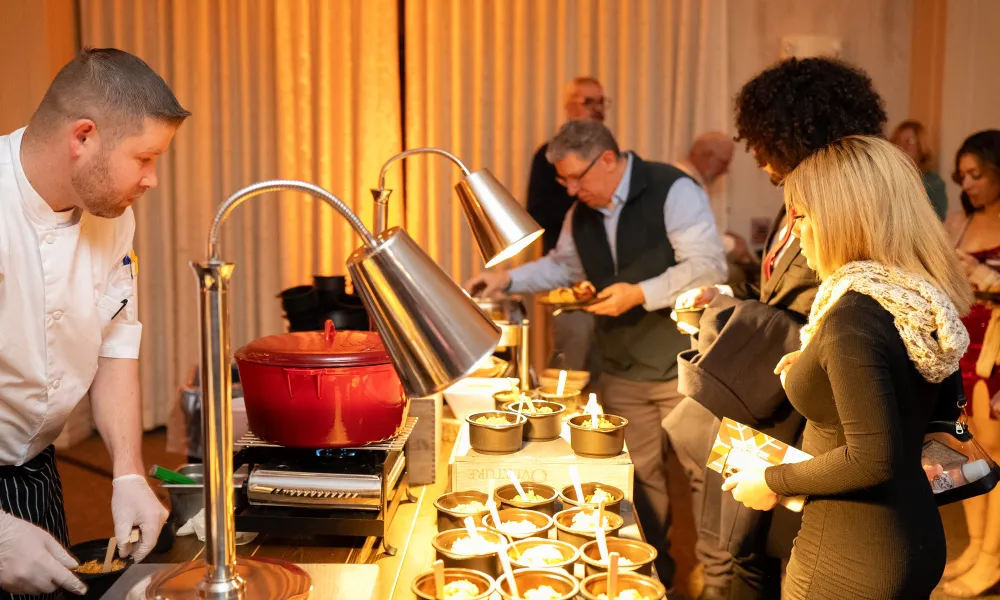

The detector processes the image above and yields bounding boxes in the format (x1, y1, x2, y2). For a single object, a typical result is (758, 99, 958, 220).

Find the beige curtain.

(79, 0, 403, 429)
(401, 0, 731, 369)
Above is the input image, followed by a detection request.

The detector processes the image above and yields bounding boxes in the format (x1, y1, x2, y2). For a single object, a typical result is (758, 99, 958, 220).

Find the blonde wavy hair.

(784, 135, 973, 313)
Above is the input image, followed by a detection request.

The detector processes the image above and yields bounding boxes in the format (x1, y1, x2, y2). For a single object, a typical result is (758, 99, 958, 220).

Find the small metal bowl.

(467, 411, 526, 455)
(492, 390, 535, 411)
(435, 490, 491, 531)
(552, 507, 625, 548)
(493, 482, 558, 517)
(536, 386, 584, 415)
(411, 567, 495, 600)
(505, 537, 580, 576)
(501, 400, 566, 441)
(496, 568, 580, 600)
(579, 571, 667, 600)
(674, 306, 704, 331)
(481, 507, 554, 540)
(431, 527, 507, 579)
(579, 537, 658, 577)
(558, 482, 625, 515)
(568, 414, 628, 458)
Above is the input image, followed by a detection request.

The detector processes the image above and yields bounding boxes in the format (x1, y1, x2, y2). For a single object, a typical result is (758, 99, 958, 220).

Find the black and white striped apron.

(0, 446, 70, 600)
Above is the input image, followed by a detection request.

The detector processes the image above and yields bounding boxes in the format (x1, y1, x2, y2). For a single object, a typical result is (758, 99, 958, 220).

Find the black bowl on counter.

(579, 571, 667, 600)
(434, 490, 491, 531)
(579, 536, 658, 577)
(431, 527, 507, 579)
(411, 567, 495, 600)
(493, 482, 557, 517)
(552, 507, 625, 548)
(496, 568, 580, 600)
(70, 539, 134, 599)
(501, 399, 566, 441)
(558, 482, 625, 515)
(567, 414, 628, 458)
(466, 411, 526, 455)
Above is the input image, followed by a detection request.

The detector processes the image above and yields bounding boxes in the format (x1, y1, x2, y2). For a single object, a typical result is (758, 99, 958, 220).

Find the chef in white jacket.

(0, 48, 189, 598)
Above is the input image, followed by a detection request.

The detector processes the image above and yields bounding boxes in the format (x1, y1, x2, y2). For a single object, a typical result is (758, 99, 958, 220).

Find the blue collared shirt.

(509, 153, 727, 311)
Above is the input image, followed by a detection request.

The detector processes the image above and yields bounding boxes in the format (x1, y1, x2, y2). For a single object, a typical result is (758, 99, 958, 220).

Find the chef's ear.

(69, 119, 99, 157)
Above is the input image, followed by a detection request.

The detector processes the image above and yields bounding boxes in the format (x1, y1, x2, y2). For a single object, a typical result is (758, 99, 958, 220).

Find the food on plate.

(597, 590, 653, 600)
(586, 487, 616, 504)
(452, 500, 488, 514)
(443, 579, 480, 599)
(571, 510, 611, 531)
(450, 536, 502, 555)
(515, 490, 547, 502)
(544, 280, 597, 304)
(496, 519, 539, 535)
(523, 586, 564, 600)
(76, 558, 127, 574)
(475, 415, 512, 426)
(580, 417, 617, 430)
(514, 544, 565, 566)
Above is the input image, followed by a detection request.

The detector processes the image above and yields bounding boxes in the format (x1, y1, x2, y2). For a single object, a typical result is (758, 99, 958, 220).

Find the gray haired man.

(466, 120, 727, 590)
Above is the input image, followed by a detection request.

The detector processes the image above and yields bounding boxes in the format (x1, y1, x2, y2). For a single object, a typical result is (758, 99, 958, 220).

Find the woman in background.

(941, 129, 1000, 598)
(723, 135, 972, 600)
(891, 119, 949, 220)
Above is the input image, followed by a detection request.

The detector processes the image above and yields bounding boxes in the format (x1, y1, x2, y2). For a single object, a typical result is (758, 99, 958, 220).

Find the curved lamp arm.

(376, 147, 471, 192)
(208, 179, 378, 261)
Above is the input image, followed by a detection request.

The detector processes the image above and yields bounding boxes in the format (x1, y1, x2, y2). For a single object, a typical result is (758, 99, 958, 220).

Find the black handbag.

(923, 384, 1000, 506)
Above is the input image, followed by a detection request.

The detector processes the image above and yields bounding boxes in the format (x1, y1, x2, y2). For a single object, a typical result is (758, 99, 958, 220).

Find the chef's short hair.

(30, 47, 190, 142)
(546, 120, 620, 163)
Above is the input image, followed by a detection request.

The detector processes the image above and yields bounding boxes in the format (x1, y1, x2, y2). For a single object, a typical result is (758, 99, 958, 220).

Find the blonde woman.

(723, 136, 973, 600)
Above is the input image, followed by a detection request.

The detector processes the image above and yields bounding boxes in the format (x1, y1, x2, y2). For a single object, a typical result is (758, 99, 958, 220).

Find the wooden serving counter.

(102, 411, 645, 599)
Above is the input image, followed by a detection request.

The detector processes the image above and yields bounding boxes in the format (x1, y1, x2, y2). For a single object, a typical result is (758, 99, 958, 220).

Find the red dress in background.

(959, 246, 1000, 416)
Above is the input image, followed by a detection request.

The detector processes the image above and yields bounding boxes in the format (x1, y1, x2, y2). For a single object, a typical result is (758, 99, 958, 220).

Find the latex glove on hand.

(112, 474, 168, 563)
(0, 511, 85, 596)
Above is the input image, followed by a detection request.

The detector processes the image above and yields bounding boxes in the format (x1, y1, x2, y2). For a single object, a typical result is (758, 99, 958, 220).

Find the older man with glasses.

(526, 76, 612, 379)
(467, 120, 727, 592)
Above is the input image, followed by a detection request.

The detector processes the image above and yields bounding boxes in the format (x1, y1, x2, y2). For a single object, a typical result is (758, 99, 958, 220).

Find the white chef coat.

(0, 127, 142, 465)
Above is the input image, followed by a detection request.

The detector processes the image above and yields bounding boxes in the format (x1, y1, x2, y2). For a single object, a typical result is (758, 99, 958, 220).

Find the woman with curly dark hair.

(733, 57, 887, 185)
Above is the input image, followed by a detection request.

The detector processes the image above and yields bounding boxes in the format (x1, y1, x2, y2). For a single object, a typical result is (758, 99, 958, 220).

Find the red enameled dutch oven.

(234, 320, 408, 448)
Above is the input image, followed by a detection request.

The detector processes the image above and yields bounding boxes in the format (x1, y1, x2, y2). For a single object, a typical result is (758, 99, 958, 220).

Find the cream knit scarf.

(801, 261, 969, 383)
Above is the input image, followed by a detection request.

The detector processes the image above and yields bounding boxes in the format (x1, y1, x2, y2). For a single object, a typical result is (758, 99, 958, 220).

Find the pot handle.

(282, 367, 327, 398)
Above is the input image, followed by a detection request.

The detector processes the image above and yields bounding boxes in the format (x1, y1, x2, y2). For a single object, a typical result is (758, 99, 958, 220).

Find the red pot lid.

(234, 320, 391, 368)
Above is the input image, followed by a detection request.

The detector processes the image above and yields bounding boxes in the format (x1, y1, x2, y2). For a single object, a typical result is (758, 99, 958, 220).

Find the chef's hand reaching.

(0, 511, 86, 595)
(774, 351, 802, 389)
(463, 270, 512, 298)
(112, 474, 168, 562)
(587, 283, 645, 317)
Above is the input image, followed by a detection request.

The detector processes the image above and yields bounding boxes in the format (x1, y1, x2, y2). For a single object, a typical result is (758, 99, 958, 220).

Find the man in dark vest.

(526, 76, 608, 380)
(466, 120, 727, 590)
